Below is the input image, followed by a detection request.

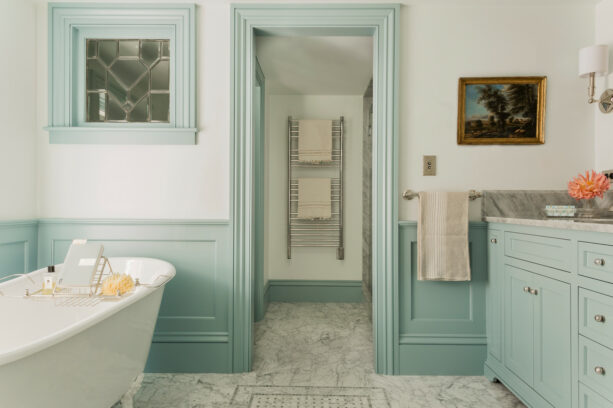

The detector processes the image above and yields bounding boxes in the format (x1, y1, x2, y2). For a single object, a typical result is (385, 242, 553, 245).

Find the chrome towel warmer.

(288, 116, 345, 260)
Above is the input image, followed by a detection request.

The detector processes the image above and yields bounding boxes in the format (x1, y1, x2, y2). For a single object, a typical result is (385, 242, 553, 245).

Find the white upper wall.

(0, 0, 38, 220)
(595, 0, 613, 171)
(400, 3, 595, 220)
(35, 1, 231, 219)
(256, 36, 373, 95)
(28, 0, 596, 220)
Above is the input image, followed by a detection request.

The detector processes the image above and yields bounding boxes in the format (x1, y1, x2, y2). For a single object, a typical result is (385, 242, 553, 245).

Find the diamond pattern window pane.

(86, 39, 170, 123)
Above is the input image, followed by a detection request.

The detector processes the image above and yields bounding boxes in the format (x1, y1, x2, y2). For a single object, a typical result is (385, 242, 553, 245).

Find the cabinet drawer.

(580, 289, 613, 347)
(505, 232, 572, 271)
(580, 384, 613, 408)
(580, 336, 613, 402)
(579, 242, 613, 284)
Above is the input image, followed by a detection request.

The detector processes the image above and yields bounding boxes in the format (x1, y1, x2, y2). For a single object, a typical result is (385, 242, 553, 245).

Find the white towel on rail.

(297, 178, 332, 220)
(417, 191, 471, 281)
(298, 119, 333, 163)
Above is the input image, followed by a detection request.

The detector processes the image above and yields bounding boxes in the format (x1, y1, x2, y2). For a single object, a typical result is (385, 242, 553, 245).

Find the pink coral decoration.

(568, 170, 610, 200)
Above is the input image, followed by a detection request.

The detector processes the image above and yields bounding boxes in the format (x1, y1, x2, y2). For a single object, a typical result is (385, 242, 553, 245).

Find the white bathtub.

(0, 257, 175, 408)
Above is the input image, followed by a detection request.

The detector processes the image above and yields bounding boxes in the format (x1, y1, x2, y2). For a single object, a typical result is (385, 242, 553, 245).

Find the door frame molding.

(230, 3, 400, 374)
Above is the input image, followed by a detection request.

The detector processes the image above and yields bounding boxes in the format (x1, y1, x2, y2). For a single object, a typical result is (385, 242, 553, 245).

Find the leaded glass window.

(86, 39, 170, 123)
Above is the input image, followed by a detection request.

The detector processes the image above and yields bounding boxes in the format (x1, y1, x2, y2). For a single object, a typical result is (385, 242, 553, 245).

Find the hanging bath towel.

(297, 178, 332, 220)
(298, 119, 333, 163)
(417, 191, 471, 281)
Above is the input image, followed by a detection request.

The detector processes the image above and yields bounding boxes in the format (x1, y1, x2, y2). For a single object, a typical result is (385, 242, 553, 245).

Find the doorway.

(230, 4, 400, 374)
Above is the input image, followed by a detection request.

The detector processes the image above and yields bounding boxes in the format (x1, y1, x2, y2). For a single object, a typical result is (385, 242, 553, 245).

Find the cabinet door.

(487, 229, 503, 362)
(504, 265, 535, 385)
(533, 274, 571, 408)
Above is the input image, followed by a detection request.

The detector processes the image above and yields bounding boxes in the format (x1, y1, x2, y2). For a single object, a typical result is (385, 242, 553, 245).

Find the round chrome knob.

(490, 238, 497, 244)
(594, 258, 605, 266)
(523, 287, 531, 293)
(529, 288, 538, 296)
(595, 366, 606, 375)
(595, 314, 606, 323)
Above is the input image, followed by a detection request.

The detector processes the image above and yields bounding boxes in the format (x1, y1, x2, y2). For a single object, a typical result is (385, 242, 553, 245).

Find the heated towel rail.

(288, 116, 345, 260)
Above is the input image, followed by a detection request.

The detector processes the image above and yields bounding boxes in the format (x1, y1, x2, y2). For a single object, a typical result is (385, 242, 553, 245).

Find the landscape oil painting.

(457, 77, 546, 145)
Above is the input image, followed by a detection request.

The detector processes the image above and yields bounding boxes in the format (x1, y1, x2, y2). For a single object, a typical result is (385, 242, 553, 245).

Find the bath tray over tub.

(0, 241, 171, 306)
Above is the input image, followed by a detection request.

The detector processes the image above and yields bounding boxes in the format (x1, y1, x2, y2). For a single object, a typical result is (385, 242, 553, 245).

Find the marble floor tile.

(127, 302, 524, 408)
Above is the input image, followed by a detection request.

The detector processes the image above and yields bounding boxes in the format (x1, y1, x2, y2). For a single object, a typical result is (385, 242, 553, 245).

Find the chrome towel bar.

(402, 189, 482, 201)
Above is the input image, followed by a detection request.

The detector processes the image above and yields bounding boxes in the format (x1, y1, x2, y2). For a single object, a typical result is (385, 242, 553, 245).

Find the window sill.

(45, 127, 197, 145)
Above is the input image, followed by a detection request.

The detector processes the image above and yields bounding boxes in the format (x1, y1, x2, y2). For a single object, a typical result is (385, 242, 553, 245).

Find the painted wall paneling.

(398, 221, 487, 375)
(37, 219, 232, 373)
(0, 220, 38, 279)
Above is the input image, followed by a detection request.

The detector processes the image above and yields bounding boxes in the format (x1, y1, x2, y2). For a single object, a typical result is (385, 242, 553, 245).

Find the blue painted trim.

(231, 2, 400, 375)
(152, 331, 230, 343)
(146, 342, 231, 373)
(253, 58, 266, 323)
(46, 127, 197, 145)
(37, 218, 229, 225)
(47, 3, 196, 144)
(267, 280, 364, 303)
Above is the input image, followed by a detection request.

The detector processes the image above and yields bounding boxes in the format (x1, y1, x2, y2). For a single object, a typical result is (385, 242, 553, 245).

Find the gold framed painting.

(457, 76, 547, 145)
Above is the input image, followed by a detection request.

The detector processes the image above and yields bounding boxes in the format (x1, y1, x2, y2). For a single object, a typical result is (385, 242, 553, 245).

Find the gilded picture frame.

(457, 76, 547, 145)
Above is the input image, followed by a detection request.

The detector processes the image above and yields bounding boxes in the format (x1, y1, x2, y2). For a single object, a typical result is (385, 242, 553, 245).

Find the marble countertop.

(484, 216, 613, 233)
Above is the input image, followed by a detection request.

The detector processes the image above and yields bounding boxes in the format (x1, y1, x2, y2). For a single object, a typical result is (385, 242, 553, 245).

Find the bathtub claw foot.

(120, 373, 144, 408)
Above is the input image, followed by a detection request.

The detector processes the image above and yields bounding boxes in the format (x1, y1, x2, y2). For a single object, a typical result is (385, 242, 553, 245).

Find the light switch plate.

(423, 155, 436, 176)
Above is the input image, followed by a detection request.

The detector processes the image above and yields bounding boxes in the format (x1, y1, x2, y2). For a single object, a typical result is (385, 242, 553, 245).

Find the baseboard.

(398, 343, 486, 375)
(267, 280, 364, 303)
(146, 342, 231, 373)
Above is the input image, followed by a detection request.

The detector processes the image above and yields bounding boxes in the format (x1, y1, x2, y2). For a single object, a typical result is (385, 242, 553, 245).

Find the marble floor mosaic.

(124, 302, 525, 408)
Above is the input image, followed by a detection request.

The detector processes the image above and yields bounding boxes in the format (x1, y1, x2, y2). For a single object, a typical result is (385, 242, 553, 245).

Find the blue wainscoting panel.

(0, 220, 38, 279)
(267, 280, 364, 303)
(398, 221, 487, 375)
(37, 219, 232, 373)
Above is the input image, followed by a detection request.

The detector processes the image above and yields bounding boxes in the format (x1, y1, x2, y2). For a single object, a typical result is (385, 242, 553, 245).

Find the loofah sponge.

(101, 273, 135, 296)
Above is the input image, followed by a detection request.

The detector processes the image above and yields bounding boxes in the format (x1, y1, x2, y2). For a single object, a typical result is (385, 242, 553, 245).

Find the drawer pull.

(595, 314, 606, 323)
(529, 288, 538, 295)
(523, 286, 531, 293)
(594, 258, 606, 266)
(490, 238, 497, 244)
(595, 366, 606, 375)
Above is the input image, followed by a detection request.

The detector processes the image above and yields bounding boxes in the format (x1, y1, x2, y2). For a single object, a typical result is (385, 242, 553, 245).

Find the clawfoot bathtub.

(0, 257, 175, 408)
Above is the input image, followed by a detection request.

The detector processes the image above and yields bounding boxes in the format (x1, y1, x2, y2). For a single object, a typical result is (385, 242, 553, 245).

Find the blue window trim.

(46, 3, 196, 145)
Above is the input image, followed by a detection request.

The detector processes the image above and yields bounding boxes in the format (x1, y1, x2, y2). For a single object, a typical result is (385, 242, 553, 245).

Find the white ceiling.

(255, 36, 373, 95)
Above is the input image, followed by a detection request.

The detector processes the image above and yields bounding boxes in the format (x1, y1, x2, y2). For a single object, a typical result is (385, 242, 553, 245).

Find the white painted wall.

(35, 1, 231, 219)
(0, 0, 38, 220)
(265, 95, 363, 281)
(400, 3, 595, 220)
(595, 0, 613, 171)
(29, 0, 596, 221)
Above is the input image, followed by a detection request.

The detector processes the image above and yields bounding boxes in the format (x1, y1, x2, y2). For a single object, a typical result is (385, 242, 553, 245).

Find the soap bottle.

(42, 265, 57, 295)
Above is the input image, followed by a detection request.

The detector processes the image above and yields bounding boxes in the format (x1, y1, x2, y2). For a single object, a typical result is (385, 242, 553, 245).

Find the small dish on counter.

(544, 205, 576, 218)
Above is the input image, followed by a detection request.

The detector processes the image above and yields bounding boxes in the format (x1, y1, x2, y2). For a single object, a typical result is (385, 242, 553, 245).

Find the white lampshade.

(579, 45, 609, 78)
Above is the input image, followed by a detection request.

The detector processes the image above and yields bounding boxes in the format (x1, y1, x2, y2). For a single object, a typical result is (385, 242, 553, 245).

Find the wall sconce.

(579, 44, 613, 114)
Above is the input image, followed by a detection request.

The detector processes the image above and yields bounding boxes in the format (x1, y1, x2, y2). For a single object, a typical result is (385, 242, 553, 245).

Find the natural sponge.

(101, 273, 135, 296)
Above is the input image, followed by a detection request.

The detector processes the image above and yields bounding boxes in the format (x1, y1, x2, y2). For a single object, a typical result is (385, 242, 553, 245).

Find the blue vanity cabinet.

(486, 229, 503, 363)
(504, 264, 535, 384)
(532, 273, 572, 408)
(485, 222, 613, 408)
